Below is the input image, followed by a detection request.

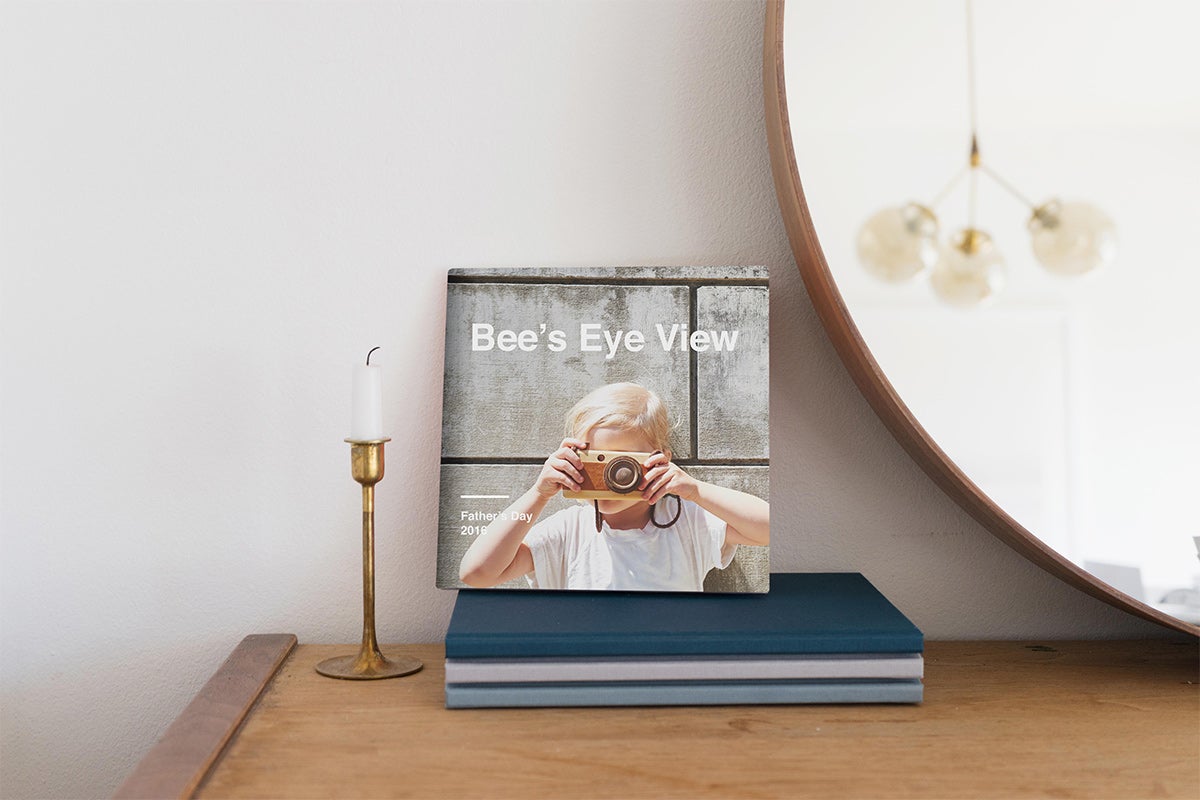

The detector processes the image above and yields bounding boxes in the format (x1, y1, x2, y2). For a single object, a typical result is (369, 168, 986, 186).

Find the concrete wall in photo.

(697, 285, 770, 459)
(443, 282, 694, 458)
(439, 266, 769, 592)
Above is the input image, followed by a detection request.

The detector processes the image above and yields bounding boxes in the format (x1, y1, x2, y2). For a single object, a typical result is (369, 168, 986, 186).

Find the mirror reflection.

(784, 0, 1200, 622)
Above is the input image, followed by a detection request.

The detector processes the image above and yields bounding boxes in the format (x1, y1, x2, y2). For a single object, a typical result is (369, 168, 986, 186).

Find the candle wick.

(366, 346, 381, 366)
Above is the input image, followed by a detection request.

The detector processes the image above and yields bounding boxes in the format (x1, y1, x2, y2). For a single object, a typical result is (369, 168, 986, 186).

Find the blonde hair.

(565, 383, 673, 453)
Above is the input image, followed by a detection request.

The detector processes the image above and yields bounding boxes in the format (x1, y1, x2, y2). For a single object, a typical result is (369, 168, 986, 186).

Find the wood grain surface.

(114, 634, 296, 800)
(194, 640, 1198, 799)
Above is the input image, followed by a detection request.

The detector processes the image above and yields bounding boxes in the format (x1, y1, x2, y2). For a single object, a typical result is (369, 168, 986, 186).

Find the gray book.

(445, 653, 923, 684)
(445, 679, 923, 708)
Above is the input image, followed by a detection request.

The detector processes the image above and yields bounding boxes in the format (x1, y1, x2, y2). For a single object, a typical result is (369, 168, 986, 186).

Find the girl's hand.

(640, 451, 699, 505)
(533, 438, 588, 498)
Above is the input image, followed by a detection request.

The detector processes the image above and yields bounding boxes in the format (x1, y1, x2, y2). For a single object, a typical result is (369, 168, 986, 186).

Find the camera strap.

(649, 494, 683, 529)
(592, 494, 683, 533)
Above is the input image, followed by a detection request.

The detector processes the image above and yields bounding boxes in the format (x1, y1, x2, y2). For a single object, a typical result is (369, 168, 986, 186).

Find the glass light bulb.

(1028, 199, 1116, 276)
(931, 229, 1005, 308)
(856, 203, 939, 282)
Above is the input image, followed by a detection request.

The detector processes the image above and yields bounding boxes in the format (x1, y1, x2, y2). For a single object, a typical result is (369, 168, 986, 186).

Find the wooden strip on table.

(113, 633, 297, 800)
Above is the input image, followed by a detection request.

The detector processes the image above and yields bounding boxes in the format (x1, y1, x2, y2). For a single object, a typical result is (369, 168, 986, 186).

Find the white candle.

(350, 349, 384, 441)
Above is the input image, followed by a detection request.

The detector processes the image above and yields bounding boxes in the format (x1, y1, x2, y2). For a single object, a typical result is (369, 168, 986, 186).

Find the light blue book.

(445, 679, 923, 708)
(445, 653, 924, 683)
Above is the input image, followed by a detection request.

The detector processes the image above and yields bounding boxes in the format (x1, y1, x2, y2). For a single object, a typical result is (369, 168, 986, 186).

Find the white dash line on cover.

(460, 494, 510, 499)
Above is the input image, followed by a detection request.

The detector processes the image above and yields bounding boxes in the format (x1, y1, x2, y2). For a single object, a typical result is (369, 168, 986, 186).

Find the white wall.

(0, 2, 1173, 798)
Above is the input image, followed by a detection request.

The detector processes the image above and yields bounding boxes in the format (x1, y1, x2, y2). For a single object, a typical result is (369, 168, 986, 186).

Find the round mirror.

(766, 0, 1198, 634)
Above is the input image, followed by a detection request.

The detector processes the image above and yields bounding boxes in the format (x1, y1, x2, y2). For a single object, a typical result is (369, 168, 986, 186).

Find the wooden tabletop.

(120, 638, 1199, 799)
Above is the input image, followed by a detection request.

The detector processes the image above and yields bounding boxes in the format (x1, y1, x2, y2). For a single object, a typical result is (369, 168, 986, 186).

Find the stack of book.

(444, 573, 923, 708)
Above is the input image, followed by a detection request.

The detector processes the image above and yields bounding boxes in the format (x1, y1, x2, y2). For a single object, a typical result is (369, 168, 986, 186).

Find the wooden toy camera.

(562, 449, 656, 500)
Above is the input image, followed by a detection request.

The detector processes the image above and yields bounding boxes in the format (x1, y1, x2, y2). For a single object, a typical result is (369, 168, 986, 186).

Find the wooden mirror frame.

(763, 0, 1194, 636)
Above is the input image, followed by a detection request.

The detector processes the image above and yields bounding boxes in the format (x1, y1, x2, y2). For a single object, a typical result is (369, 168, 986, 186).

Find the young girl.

(458, 382, 769, 591)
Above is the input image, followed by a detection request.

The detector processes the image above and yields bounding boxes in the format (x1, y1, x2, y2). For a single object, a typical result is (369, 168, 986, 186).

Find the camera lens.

(603, 456, 642, 494)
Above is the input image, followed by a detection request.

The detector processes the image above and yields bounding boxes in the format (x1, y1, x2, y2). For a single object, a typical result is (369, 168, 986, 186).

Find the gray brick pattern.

(443, 283, 693, 459)
(697, 285, 770, 459)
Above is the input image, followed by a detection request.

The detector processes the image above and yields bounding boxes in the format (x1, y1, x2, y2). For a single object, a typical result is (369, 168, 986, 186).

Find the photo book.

(436, 267, 769, 593)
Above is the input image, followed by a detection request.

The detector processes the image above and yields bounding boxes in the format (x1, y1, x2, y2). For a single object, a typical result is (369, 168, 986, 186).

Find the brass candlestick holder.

(316, 438, 423, 680)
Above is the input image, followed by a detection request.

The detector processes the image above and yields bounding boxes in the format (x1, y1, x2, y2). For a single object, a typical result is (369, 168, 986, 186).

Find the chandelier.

(856, 1, 1117, 307)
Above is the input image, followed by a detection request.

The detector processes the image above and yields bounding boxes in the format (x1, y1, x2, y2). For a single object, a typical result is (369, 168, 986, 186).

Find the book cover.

(437, 267, 769, 593)
(444, 573, 924, 658)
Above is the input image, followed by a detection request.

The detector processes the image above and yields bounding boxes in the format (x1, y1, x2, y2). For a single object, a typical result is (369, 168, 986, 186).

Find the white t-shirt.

(523, 499, 737, 591)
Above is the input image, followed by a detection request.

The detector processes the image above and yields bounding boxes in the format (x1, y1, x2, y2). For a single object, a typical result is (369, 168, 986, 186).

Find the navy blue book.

(445, 573, 922, 659)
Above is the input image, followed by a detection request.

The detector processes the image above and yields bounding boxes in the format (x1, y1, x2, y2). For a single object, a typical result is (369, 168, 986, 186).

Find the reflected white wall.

(785, 0, 1200, 596)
